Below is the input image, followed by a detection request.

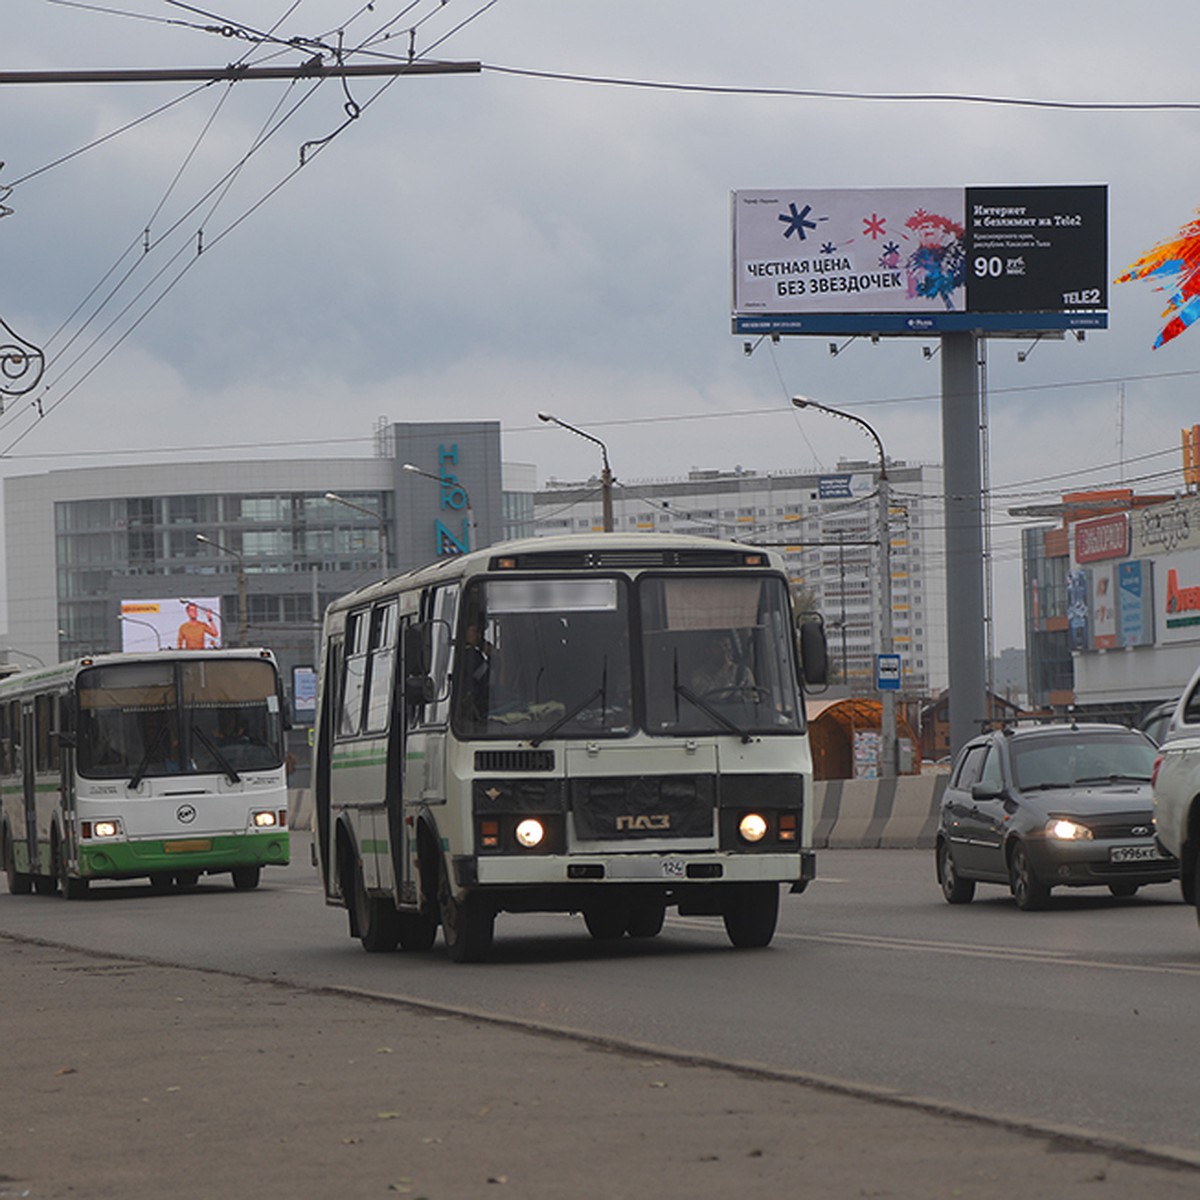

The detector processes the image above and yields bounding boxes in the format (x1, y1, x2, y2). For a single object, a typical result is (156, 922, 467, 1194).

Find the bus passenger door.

(20, 703, 38, 875)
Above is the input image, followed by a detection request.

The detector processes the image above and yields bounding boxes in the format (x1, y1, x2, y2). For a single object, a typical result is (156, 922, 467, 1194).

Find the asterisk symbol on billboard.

(778, 202, 818, 240)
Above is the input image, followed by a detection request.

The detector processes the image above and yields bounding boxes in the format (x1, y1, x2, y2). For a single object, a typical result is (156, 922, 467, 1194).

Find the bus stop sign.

(877, 653, 901, 692)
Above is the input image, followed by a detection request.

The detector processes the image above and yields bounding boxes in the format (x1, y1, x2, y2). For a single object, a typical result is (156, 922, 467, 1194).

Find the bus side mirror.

(403, 623, 435, 706)
(798, 619, 828, 688)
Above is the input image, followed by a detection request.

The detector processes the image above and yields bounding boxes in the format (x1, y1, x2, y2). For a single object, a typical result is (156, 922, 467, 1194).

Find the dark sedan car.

(935, 723, 1178, 910)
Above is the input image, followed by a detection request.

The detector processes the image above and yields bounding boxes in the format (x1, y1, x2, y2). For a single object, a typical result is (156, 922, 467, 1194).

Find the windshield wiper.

(129, 724, 169, 789)
(674, 681, 752, 744)
(191, 723, 241, 784)
(1075, 773, 1153, 785)
(530, 687, 603, 748)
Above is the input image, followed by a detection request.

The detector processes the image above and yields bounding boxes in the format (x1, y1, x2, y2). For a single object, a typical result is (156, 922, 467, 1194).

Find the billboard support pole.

(941, 331, 987, 757)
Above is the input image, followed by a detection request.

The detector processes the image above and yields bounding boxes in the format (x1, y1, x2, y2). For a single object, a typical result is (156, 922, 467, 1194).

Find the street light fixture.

(792, 394, 897, 778)
(325, 491, 390, 573)
(0, 646, 44, 668)
(195, 534, 247, 647)
(402, 463, 475, 550)
(117, 614, 163, 651)
(537, 411, 614, 533)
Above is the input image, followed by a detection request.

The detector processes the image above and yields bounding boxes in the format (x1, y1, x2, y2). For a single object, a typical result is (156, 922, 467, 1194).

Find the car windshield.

(1010, 733, 1156, 792)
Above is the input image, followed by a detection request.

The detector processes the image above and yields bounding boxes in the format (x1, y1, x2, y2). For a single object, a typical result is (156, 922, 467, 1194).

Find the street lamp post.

(402, 463, 475, 550)
(195, 534, 247, 647)
(792, 395, 897, 778)
(537, 412, 614, 532)
(117, 614, 163, 650)
(325, 491, 390, 573)
(1, 646, 44, 668)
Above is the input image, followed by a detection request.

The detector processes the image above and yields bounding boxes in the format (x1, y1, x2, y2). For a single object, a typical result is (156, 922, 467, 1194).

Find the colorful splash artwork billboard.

(732, 185, 1107, 336)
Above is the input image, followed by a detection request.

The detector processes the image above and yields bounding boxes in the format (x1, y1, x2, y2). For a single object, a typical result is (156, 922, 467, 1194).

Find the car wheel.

(438, 860, 494, 963)
(722, 882, 779, 948)
(231, 865, 261, 891)
(583, 906, 629, 940)
(1010, 843, 1050, 911)
(397, 909, 438, 952)
(937, 840, 975, 904)
(1108, 882, 1139, 898)
(627, 903, 666, 939)
(352, 861, 400, 953)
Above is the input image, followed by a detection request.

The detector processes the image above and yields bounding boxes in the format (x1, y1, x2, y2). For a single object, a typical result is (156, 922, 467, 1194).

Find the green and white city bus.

(314, 532, 828, 961)
(0, 649, 290, 898)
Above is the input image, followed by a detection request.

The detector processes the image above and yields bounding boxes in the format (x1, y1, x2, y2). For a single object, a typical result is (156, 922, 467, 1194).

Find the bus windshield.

(77, 658, 284, 779)
(452, 572, 803, 740)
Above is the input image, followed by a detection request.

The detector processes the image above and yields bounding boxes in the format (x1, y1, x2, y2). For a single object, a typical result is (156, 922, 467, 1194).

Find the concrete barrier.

(812, 774, 945, 850)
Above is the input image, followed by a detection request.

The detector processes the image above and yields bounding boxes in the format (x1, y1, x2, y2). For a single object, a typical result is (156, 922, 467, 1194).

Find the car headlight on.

(1046, 818, 1092, 840)
(515, 818, 545, 848)
(738, 812, 769, 843)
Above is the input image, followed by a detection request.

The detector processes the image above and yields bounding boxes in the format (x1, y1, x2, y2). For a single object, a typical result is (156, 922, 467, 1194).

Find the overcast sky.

(4, 0, 1200, 650)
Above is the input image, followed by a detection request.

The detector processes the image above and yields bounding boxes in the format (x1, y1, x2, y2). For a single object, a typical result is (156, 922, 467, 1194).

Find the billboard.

(732, 185, 1107, 336)
(120, 597, 223, 652)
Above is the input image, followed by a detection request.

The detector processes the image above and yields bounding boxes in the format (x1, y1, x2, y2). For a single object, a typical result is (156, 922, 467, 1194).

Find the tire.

(149, 872, 175, 893)
(583, 906, 629, 940)
(56, 838, 89, 901)
(397, 910, 438, 952)
(3, 827, 33, 896)
(722, 882, 779, 949)
(626, 904, 666, 939)
(937, 840, 975, 904)
(33, 874, 58, 896)
(174, 870, 201, 889)
(1108, 882, 1139, 898)
(438, 860, 494, 963)
(1010, 843, 1050, 911)
(352, 862, 401, 953)
(231, 865, 261, 891)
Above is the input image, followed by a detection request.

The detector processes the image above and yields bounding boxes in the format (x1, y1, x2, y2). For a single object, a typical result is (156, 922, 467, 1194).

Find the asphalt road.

(4, 838, 1199, 1165)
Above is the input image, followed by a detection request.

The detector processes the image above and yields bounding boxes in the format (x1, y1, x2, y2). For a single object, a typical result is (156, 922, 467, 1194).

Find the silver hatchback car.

(936, 723, 1178, 910)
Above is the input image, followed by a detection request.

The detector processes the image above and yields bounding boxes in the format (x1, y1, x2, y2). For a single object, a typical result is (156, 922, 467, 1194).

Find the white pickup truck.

(1152, 666, 1200, 919)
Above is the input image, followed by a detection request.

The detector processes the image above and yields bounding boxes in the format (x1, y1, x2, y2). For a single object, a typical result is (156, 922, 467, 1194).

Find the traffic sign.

(877, 653, 902, 692)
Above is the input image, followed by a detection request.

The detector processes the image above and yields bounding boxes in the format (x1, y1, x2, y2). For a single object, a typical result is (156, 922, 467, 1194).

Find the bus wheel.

(175, 870, 201, 889)
(438, 864, 494, 963)
(3, 828, 33, 896)
(231, 865, 261, 891)
(722, 882, 779, 949)
(397, 910, 438, 952)
(584, 907, 629, 940)
(149, 872, 174, 893)
(352, 863, 401, 953)
(627, 903, 666, 939)
(33, 874, 58, 896)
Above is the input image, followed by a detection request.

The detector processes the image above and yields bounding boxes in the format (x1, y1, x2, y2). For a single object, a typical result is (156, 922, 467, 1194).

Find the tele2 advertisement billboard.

(732, 185, 1107, 336)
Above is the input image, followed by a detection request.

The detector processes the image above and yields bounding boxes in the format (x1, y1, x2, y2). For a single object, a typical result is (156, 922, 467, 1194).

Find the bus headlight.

(738, 813, 769, 844)
(515, 819, 545, 848)
(90, 820, 120, 840)
(252, 810, 278, 828)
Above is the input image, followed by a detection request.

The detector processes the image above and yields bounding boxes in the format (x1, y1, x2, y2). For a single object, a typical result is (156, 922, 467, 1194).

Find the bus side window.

(363, 602, 398, 734)
(0, 703, 8, 775)
(338, 610, 370, 739)
(422, 586, 457, 727)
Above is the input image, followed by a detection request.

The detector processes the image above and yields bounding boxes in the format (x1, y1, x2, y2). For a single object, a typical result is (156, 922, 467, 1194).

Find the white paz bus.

(314, 532, 828, 961)
(0, 649, 290, 898)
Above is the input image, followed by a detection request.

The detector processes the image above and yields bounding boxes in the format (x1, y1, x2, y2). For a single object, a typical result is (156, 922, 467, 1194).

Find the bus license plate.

(1109, 844, 1163, 863)
(164, 839, 213, 853)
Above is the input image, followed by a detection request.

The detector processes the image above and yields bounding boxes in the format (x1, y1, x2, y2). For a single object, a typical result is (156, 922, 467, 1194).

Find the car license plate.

(1109, 844, 1164, 863)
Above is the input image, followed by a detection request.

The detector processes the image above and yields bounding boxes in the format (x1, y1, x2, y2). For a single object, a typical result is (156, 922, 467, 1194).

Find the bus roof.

(324, 531, 789, 614)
